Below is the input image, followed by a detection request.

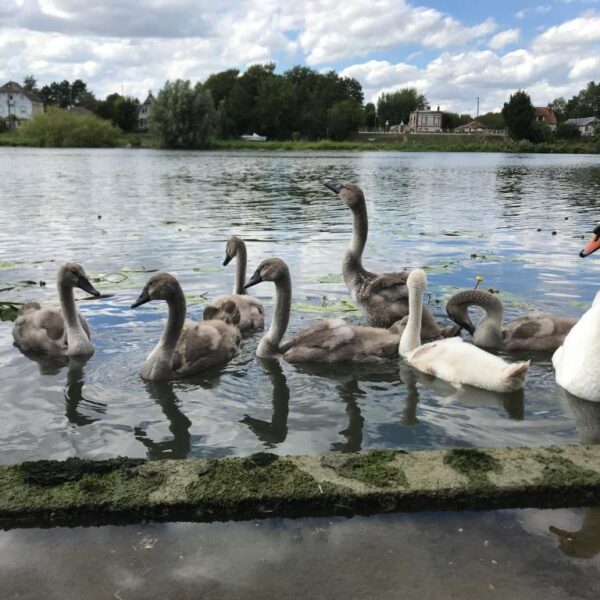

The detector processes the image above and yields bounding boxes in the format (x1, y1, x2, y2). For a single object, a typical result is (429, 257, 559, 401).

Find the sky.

(1, 0, 599, 114)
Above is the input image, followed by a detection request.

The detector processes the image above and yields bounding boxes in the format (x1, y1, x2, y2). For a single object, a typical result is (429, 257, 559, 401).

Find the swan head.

(407, 268, 427, 294)
(58, 263, 100, 297)
(223, 235, 243, 266)
(131, 272, 181, 308)
(446, 293, 478, 336)
(580, 224, 600, 258)
(323, 182, 365, 209)
(244, 258, 289, 289)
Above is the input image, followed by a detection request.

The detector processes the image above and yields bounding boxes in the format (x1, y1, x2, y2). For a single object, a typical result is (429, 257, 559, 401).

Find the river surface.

(1, 148, 600, 463)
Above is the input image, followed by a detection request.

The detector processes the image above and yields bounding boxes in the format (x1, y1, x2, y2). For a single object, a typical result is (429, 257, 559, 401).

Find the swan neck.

(234, 243, 247, 295)
(344, 201, 369, 285)
(58, 282, 82, 331)
(161, 291, 186, 351)
(400, 284, 423, 355)
(264, 272, 291, 353)
(473, 295, 503, 346)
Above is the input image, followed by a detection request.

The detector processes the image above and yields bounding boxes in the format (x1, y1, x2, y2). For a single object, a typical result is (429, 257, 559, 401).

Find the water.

(1, 148, 600, 463)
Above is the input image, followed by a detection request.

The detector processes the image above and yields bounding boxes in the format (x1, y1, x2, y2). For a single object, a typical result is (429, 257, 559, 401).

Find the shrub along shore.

(1, 128, 599, 154)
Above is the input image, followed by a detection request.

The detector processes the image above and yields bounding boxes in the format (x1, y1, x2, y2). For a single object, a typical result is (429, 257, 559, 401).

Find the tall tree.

(204, 69, 240, 107)
(327, 99, 364, 140)
(502, 90, 535, 140)
(151, 79, 218, 148)
(96, 93, 139, 131)
(364, 103, 376, 128)
(22, 75, 38, 94)
(377, 88, 426, 125)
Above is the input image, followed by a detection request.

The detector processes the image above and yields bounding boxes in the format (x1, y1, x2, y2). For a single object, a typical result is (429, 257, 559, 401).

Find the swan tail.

(504, 360, 530, 385)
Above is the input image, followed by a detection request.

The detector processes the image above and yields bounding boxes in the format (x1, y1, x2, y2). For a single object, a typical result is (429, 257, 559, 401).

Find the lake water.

(1, 148, 600, 463)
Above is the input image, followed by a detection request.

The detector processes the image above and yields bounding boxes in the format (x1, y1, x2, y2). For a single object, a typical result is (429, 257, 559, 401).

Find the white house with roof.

(0, 81, 43, 127)
(565, 117, 599, 137)
(408, 105, 442, 133)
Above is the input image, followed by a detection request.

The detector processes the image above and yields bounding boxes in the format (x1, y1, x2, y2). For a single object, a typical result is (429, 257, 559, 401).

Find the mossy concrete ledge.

(1, 445, 600, 529)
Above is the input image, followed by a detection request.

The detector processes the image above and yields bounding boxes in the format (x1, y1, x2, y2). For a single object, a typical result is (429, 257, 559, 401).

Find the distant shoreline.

(1, 131, 599, 154)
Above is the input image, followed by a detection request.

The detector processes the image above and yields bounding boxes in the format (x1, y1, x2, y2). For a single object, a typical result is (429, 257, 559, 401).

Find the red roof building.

(534, 107, 557, 131)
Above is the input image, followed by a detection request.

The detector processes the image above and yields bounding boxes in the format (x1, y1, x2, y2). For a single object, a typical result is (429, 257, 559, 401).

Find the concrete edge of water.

(1, 445, 599, 530)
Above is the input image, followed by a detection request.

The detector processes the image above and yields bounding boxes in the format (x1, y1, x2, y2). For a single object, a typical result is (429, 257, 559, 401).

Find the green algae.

(534, 453, 600, 487)
(186, 454, 346, 513)
(444, 448, 502, 486)
(20, 457, 145, 486)
(327, 450, 408, 488)
(292, 299, 359, 314)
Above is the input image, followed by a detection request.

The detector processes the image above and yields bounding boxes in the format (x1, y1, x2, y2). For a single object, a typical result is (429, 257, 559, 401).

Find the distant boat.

(240, 133, 267, 142)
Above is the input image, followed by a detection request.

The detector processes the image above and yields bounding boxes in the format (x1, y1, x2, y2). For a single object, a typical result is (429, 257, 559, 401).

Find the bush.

(527, 122, 552, 143)
(18, 108, 121, 147)
(556, 122, 581, 139)
(327, 99, 364, 140)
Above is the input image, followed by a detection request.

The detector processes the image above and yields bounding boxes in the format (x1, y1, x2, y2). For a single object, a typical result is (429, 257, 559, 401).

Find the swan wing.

(12, 305, 67, 354)
(363, 271, 409, 301)
(503, 314, 577, 351)
(279, 318, 355, 353)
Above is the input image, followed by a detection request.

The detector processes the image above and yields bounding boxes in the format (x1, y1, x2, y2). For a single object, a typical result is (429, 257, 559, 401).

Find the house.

(454, 120, 492, 134)
(408, 105, 442, 133)
(565, 117, 599, 137)
(137, 91, 155, 130)
(0, 81, 43, 127)
(534, 107, 557, 131)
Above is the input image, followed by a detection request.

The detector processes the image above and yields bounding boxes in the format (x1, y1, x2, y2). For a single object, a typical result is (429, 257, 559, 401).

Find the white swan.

(244, 258, 399, 362)
(131, 272, 241, 381)
(324, 181, 459, 340)
(446, 289, 576, 352)
(400, 269, 530, 393)
(204, 236, 264, 333)
(552, 228, 600, 402)
(12, 262, 100, 356)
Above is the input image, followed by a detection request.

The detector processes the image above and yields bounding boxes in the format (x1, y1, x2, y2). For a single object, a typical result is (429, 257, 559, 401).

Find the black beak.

(77, 276, 101, 297)
(131, 287, 151, 309)
(446, 307, 475, 336)
(223, 254, 233, 267)
(324, 181, 342, 194)
(244, 270, 263, 290)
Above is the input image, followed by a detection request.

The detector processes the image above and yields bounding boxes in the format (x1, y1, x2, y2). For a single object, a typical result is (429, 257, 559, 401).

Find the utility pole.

(476, 97, 480, 118)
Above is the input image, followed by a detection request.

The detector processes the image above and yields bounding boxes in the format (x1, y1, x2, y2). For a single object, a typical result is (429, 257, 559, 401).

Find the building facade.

(0, 81, 43, 127)
(534, 107, 557, 131)
(565, 117, 599, 137)
(138, 92, 155, 130)
(408, 106, 442, 132)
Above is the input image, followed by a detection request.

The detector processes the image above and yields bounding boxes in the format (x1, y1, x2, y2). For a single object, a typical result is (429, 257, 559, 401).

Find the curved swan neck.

(400, 282, 423, 356)
(344, 201, 369, 285)
(58, 281, 80, 330)
(261, 271, 291, 355)
(234, 242, 247, 295)
(471, 293, 503, 347)
(161, 290, 186, 351)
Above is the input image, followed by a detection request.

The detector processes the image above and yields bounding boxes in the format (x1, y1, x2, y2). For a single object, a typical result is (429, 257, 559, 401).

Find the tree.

(565, 81, 600, 119)
(502, 90, 535, 140)
(204, 69, 239, 107)
(151, 79, 218, 148)
(477, 112, 505, 130)
(549, 97, 567, 123)
(364, 103, 376, 128)
(255, 76, 296, 139)
(96, 93, 140, 131)
(327, 99, 364, 140)
(22, 75, 38, 94)
(556, 122, 581, 139)
(441, 112, 472, 130)
(377, 88, 426, 126)
(38, 79, 95, 108)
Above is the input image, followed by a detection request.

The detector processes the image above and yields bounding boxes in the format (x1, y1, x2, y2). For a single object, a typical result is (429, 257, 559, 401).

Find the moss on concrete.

(444, 448, 502, 486)
(19, 457, 144, 486)
(534, 453, 600, 487)
(324, 450, 408, 488)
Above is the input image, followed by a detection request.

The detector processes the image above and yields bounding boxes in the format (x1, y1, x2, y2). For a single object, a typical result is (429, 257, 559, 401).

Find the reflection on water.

(550, 508, 600, 560)
(1, 149, 600, 462)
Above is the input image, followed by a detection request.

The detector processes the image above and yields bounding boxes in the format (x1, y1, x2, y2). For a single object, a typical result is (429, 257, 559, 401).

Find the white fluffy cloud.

(0, 1, 598, 113)
(488, 28, 520, 50)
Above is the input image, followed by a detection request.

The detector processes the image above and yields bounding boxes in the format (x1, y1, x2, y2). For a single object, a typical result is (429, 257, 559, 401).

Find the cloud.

(488, 28, 520, 50)
(515, 5, 552, 19)
(300, 1, 495, 64)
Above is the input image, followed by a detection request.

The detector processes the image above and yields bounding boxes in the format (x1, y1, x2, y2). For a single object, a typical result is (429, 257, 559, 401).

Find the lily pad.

(0, 302, 21, 322)
(311, 273, 343, 284)
(0, 262, 17, 270)
(193, 266, 221, 273)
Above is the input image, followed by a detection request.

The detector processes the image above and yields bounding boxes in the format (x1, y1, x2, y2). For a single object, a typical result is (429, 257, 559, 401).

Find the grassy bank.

(2, 130, 599, 153)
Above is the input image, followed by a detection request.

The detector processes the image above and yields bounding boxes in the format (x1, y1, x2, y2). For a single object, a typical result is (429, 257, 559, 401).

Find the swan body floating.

(244, 258, 399, 362)
(324, 181, 458, 340)
(400, 269, 530, 393)
(12, 263, 100, 356)
(132, 273, 241, 381)
(553, 226, 600, 401)
(446, 289, 576, 352)
(204, 236, 264, 333)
